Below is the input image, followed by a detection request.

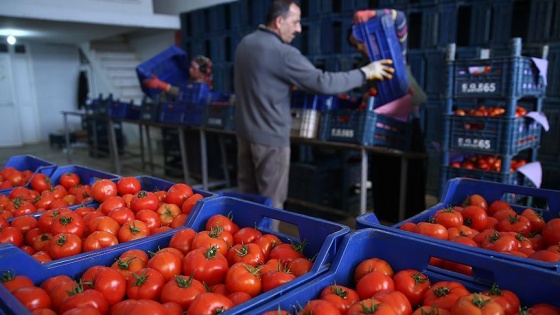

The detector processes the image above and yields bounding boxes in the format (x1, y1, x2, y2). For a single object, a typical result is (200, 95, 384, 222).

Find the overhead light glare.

(7, 35, 16, 45)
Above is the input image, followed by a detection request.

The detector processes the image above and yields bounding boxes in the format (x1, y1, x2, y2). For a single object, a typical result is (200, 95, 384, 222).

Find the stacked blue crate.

(440, 38, 548, 194)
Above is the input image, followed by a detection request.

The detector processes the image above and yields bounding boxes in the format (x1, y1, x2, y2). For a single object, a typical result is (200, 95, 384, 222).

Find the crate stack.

(440, 38, 547, 196)
(83, 94, 125, 158)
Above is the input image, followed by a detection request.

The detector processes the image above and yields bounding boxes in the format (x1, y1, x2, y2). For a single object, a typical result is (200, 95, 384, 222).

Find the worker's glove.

(360, 59, 394, 81)
(143, 75, 170, 91)
(353, 10, 376, 23)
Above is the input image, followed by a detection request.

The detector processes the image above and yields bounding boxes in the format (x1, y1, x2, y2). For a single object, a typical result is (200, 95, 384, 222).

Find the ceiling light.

(7, 35, 16, 45)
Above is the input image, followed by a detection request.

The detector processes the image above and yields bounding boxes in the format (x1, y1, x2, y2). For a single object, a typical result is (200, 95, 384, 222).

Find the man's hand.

(353, 10, 376, 23)
(360, 59, 394, 81)
(143, 75, 170, 91)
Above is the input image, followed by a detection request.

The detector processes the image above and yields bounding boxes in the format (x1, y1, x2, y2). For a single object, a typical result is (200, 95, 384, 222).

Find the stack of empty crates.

(440, 38, 547, 197)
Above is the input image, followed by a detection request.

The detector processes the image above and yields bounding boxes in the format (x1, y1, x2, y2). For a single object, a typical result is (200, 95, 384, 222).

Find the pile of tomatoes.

(399, 194, 560, 272)
(0, 166, 35, 190)
(265, 257, 559, 315)
(449, 155, 527, 173)
(0, 176, 204, 263)
(2, 213, 313, 314)
(454, 105, 528, 118)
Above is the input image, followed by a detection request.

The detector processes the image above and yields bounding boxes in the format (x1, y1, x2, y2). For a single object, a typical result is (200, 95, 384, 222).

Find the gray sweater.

(234, 26, 366, 147)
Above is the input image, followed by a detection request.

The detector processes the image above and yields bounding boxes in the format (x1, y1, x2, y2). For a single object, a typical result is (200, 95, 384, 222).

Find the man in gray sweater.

(234, 0, 394, 211)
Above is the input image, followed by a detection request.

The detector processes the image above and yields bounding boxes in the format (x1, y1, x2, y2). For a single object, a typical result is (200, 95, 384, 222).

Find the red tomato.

(162, 301, 184, 315)
(111, 299, 166, 314)
(261, 269, 296, 293)
(463, 194, 488, 211)
(461, 205, 488, 232)
(422, 281, 469, 311)
(521, 208, 545, 234)
(434, 207, 464, 229)
(32, 251, 52, 263)
(373, 290, 412, 315)
(319, 284, 360, 314)
(81, 266, 126, 306)
(98, 196, 127, 215)
(227, 291, 252, 306)
(168, 227, 196, 255)
(496, 214, 531, 236)
(59, 287, 108, 315)
(83, 230, 119, 252)
(225, 263, 262, 297)
(542, 218, 560, 247)
(414, 222, 449, 240)
(523, 304, 560, 315)
(288, 257, 313, 277)
(347, 298, 397, 315)
(183, 246, 229, 285)
(160, 274, 205, 310)
(30, 173, 52, 192)
(147, 249, 183, 282)
(165, 183, 193, 207)
(205, 214, 239, 234)
(90, 179, 117, 203)
(50, 211, 85, 238)
(447, 225, 476, 240)
(482, 284, 520, 315)
(48, 233, 82, 260)
(86, 215, 120, 236)
(130, 191, 159, 212)
(58, 173, 81, 190)
(187, 292, 234, 315)
(40, 275, 74, 294)
(254, 234, 282, 260)
(135, 209, 162, 233)
(0, 226, 24, 247)
(126, 267, 165, 301)
(354, 257, 394, 283)
(118, 220, 149, 243)
(393, 269, 431, 307)
(111, 249, 148, 280)
(156, 203, 181, 226)
(191, 229, 229, 256)
(170, 213, 189, 229)
(116, 176, 142, 196)
(356, 270, 394, 300)
(182, 193, 204, 215)
(226, 243, 265, 267)
(10, 215, 38, 236)
(108, 206, 136, 226)
(450, 293, 505, 315)
(11, 286, 51, 311)
(233, 227, 263, 245)
(529, 249, 560, 262)
(487, 200, 512, 216)
(480, 231, 519, 252)
(413, 306, 450, 315)
(299, 299, 341, 315)
(0, 271, 34, 292)
(268, 243, 306, 264)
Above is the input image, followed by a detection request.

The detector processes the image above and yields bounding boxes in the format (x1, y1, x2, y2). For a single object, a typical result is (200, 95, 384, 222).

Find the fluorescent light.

(7, 35, 16, 45)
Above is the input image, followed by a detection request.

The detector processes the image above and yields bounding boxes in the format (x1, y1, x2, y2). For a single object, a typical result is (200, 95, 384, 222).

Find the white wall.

(153, 0, 236, 15)
(129, 31, 176, 62)
(30, 43, 81, 140)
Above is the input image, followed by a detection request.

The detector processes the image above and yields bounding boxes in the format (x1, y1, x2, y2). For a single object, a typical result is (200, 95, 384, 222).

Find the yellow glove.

(360, 59, 394, 81)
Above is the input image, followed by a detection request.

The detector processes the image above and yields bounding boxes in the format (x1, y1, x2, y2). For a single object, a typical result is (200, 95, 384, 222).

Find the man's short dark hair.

(265, 0, 298, 25)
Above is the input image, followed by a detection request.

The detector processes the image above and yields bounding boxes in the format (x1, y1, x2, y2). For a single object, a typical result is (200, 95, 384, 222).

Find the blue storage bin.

(186, 196, 350, 314)
(204, 92, 235, 130)
(0, 155, 57, 194)
(353, 15, 410, 107)
(216, 191, 273, 208)
(107, 100, 137, 119)
(136, 45, 189, 101)
(139, 101, 160, 122)
(39, 165, 119, 187)
(178, 82, 210, 104)
(290, 90, 337, 112)
(252, 227, 560, 313)
(357, 178, 560, 271)
(159, 101, 184, 125)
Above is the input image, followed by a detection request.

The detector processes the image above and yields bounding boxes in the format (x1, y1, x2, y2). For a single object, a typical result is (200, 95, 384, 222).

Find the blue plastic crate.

(107, 100, 136, 119)
(320, 106, 413, 150)
(353, 14, 409, 107)
(84, 94, 111, 116)
(209, 33, 239, 63)
(36, 165, 119, 188)
(159, 101, 184, 125)
(216, 191, 273, 208)
(442, 165, 527, 187)
(181, 102, 207, 126)
(357, 177, 560, 272)
(139, 101, 160, 122)
(451, 56, 547, 99)
(446, 115, 542, 155)
(290, 90, 337, 111)
(0, 155, 57, 195)
(204, 92, 235, 130)
(136, 45, 189, 101)
(298, 18, 321, 56)
(178, 82, 210, 104)
(252, 227, 560, 313)
(185, 196, 350, 313)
